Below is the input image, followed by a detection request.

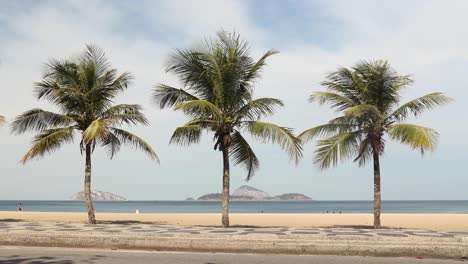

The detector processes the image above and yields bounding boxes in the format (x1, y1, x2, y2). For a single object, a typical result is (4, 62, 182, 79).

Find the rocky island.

(70, 190, 127, 201)
(195, 185, 311, 201)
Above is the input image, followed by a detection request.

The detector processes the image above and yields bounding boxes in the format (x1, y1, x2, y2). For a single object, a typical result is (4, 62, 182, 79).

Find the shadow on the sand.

(97, 220, 165, 225)
(0, 256, 73, 264)
(329, 225, 398, 230)
(0, 254, 106, 264)
(0, 219, 23, 222)
(198, 225, 285, 228)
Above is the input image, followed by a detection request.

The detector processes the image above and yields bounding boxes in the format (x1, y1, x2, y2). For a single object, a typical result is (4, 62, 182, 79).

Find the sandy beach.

(1, 212, 468, 231)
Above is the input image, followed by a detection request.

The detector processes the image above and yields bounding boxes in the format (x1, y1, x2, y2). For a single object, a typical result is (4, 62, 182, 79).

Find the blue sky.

(0, 0, 467, 200)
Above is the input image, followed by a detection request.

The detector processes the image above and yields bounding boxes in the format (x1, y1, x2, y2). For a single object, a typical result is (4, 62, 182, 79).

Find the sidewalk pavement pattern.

(1, 221, 468, 259)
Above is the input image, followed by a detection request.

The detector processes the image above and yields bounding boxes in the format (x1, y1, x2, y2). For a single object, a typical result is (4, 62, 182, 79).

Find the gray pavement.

(1, 221, 468, 259)
(0, 247, 462, 264)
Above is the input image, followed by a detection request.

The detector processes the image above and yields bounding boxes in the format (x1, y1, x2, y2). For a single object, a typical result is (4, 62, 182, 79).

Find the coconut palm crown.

(11, 45, 159, 224)
(154, 31, 302, 227)
(299, 60, 452, 228)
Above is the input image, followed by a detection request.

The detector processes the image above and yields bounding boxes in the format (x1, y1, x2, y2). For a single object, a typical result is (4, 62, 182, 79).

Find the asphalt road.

(0, 247, 462, 264)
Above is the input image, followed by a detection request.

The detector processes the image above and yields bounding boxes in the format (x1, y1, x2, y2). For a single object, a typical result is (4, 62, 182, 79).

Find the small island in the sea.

(70, 190, 127, 201)
(195, 185, 312, 201)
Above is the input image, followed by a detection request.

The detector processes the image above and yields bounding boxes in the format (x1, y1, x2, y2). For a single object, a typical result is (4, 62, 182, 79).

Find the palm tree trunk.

(85, 143, 96, 224)
(221, 146, 230, 228)
(372, 150, 381, 229)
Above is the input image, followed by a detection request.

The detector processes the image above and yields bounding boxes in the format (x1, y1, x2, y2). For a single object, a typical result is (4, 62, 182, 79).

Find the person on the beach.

(18, 202, 23, 212)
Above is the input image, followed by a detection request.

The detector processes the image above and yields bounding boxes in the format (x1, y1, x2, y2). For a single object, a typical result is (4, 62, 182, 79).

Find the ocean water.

(0, 200, 467, 214)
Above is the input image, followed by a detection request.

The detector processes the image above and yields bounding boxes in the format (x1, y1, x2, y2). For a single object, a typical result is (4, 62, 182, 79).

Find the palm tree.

(154, 31, 302, 227)
(299, 60, 451, 229)
(11, 45, 159, 224)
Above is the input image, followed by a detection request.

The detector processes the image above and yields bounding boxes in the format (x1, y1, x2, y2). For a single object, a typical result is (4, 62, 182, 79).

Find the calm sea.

(0, 200, 467, 214)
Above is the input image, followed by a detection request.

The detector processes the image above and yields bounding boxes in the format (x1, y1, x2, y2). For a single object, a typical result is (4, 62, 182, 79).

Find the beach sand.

(1, 212, 468, 231)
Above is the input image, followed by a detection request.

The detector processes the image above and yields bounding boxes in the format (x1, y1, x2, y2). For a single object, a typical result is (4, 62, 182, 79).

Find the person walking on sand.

(18, 202, 23, 212)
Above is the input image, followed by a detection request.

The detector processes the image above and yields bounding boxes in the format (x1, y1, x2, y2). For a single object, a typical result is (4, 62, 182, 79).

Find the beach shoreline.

(1, 212, 468, 231)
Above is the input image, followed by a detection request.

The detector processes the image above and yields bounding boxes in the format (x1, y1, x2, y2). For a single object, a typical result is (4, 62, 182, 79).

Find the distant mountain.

(270, 193, 311, 201)
(195, 186, 312, 201)
(232, 185, 270, 199)
(70, 191, 127, 201)
(197, 193, 257, 201)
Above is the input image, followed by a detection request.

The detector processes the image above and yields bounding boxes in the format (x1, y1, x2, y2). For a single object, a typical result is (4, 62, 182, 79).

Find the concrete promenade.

(1, 221, 468, 259)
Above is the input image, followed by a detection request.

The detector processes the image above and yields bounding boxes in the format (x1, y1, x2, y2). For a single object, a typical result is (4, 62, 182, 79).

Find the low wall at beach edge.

(1, 230, 468, 259)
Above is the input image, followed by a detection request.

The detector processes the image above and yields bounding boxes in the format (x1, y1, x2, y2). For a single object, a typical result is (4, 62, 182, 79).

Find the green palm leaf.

(175, 100, 222, 120)
(243, 121, 302, 163)
(153, 84, 200, 109)
(235, 98, 284, 121)
(101, 132, 121, 159)
(230, 130, 259, 181)
(299, 122, 355, 143)
(344, 104, 383, 119)
(243, 49, 279, 82)
(169, 124, 202, 146)
(389, 93, 453, 121)
(314, 131, 362, 169)
(309, 91, 356, 111)
(21, 127, 75, 163)
(99, 104, 148, 126)
(388, 123, 438, 153)
(111, 128, 159, 162)
(11, 109, 74, 134)
(83, 119, 111, 144)
(353, 137, 373, 167)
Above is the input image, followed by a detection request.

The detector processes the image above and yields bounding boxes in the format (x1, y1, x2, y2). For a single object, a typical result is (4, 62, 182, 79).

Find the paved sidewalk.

(1, 221, 468, 259)
(0, 247, 462, 264)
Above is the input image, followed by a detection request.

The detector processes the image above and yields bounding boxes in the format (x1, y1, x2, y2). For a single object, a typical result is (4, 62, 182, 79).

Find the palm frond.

(99, 104, 148, 126)
(82, 119, 111, 144)
(93, 71, 134, 103)
(299, 122, 355, 143)
(321, 67, 364, 104)
(169, 124, 202, 146)
(354, 60, 413, 109)
(389, 93, 453, 121)
(82, 44, 111, 79)
(309, 91, 356, 111)
(0, 115, 5, 126)
(230, 130, 259, 181)
(243, 121, 302, 163)
(388, 123, 438, 154)
(165, 49, 211, 98)
(174, 100, 222, 120)
(21, 127, 75, 163)
(243, 49, 279, 82)
(235, 98, 284, 121)
(314, 131, 362, 170)
(153, 84, 199, 109)
(344, 104, 383, 119)
(11, 109, 74, 134)
(34, 45, 133, 116)
(354, 137, 373, 167)
(101, 132, 121, 159)
(111, 128, 159, 162)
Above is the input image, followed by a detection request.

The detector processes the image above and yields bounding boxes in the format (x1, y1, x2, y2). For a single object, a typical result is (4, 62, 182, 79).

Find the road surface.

(0, 247, 462, 263)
